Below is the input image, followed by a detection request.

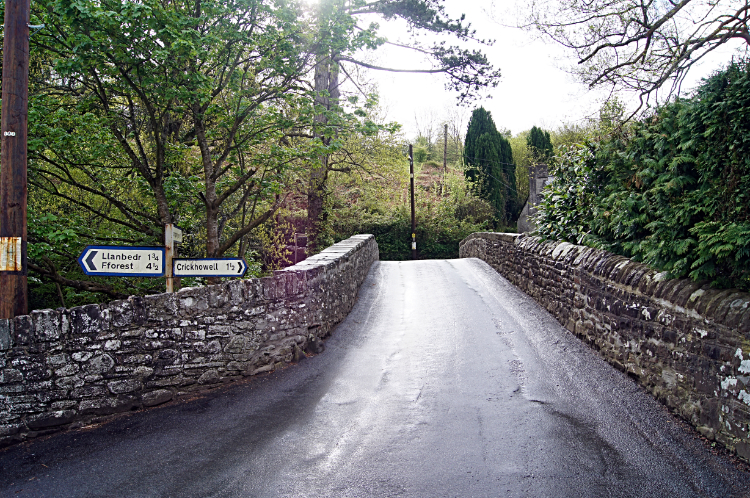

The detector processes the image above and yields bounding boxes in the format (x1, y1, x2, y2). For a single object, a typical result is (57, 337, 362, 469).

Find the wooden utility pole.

(443, 124, 448, 173)
(0, 0, 31, 318)
(442, 123, 448, 193)
(409, 144, 416, 260)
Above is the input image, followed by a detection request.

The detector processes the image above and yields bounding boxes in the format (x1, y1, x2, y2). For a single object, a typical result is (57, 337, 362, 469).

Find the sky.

(347, 0, 743, 141)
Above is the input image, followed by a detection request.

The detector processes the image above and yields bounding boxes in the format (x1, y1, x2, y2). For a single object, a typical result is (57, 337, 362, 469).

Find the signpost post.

(165, 224, 182, 293)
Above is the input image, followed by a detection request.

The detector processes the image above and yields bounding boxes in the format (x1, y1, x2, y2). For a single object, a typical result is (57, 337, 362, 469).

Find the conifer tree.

(463, 108, 518, 225)
(526, 126, 553, 164)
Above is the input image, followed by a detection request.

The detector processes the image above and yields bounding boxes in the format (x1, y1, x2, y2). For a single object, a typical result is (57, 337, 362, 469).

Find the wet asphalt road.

(1, 258, 750, 497)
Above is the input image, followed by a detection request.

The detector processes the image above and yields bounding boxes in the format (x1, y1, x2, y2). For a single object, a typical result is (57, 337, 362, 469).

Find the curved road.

(1, 259, 749, 497)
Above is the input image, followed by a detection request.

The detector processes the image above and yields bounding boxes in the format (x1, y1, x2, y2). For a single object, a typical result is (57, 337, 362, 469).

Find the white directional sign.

(78, 246, 165, 276)
(173, 258, 248, 277)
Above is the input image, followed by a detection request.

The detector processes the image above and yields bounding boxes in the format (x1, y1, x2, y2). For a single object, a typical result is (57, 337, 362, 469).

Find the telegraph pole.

(442, 123, 448, 193)
(443, 123, 448, 173)
(0, 0, 31, 318)
(409, 144, 416, 260)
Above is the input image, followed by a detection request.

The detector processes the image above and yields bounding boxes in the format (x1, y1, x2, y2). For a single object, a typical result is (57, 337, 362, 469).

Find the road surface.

(1, 259, 749, 497)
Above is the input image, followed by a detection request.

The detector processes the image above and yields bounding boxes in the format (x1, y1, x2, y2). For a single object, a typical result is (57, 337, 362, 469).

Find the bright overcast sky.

(352, 0, 742, 140)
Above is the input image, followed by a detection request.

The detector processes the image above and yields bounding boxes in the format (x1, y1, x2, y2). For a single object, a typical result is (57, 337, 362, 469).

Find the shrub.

(536, 59, 750, 291)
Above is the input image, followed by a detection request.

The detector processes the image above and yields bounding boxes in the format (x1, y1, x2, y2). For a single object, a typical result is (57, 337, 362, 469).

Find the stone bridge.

(0, 235, 377, 447)
(2, 231, 750, 463)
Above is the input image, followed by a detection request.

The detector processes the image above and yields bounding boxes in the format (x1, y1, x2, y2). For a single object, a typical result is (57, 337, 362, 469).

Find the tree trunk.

(308, 55, 339, 252)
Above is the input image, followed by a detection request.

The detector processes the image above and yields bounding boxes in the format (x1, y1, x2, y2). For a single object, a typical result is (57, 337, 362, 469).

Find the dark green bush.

(536, 60, 750, 291)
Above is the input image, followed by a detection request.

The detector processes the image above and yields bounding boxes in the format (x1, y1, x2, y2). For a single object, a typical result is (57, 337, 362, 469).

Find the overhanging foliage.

(536, 60, 750, 291)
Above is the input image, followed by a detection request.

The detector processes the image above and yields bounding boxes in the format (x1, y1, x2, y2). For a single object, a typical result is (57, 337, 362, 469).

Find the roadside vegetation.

(328, 151, 496, 261)
(535, 60, 750, 292)
(19, 0, 503, 311)
(15, 0, 750, 310)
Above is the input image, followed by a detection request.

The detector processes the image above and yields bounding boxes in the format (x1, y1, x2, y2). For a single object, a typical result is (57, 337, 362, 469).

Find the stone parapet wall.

(460, 232, 750, 460)
(0, 234, 378, 447)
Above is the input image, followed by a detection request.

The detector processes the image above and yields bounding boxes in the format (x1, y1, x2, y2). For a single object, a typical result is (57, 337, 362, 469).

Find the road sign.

(171, 226, 183, 243)
(78, 246, 165, 276)
(173, 258, 248, 277)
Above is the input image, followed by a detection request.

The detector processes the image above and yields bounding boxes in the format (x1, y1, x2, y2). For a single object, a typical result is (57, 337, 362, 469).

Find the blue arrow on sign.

(85, 250, 98, 271)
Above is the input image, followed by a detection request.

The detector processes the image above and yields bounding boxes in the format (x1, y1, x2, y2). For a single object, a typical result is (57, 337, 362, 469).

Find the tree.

(306, 0, 503, 248)
(438, 107, 470, 167)
(26, 0, 311, 300)
(526, 0, 750, 112)
(526, 126, 553, 163)
(463, 108, 518, 225)
(508, 131, 531, 206)
(412, 106, 469, 167)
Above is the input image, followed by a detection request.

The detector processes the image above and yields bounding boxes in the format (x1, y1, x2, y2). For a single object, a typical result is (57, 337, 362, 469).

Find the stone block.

(13, 315, 32, 346)
(0, 423, 23, 437)
(48, 353, 71, 367)
(103, 339, 121, 351)
(157, 349, 179, 362)
(206, 340, 223, 354)
(107, 299, 134, 328)
(108, 379, 143, 395)
(50, 400, 78, 410)
(197, 369, 220, 385)
(208, 285, 230, 309)
(85, 354, 115, 375)
(736, 442, 750, 461)
(141, 389, 173, 407)
(79, 396, 138, 416)
(144, 292, 179, 319)
(725, 300, 750, 329)
(224, 335, 250, 354)
(54, 363, 80, 377)
(69, 304, 106, 337)
(155, 365, 183, 377)
(739, 311, 750, 336)
(0, 319, 11, 350)
(0, 368, 23, 384)
(146, 374, 190, 388)
(708, 292, 745, 324)
(26, 410, 76, 429)
(55, 376, 84, 390)
(226, 361, 245, 371)
(133, 366, 154, 379)
(31, 309, 63, 342)
(15, 357, 50, 382)
(261, 276, 278, 301)
(71, 385, 108, 399)
(693, 288, 723, 317)
(207, 325, 231, 338)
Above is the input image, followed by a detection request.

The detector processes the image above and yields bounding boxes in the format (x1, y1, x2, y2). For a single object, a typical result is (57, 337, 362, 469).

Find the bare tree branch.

(526, 0, 750, 114)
